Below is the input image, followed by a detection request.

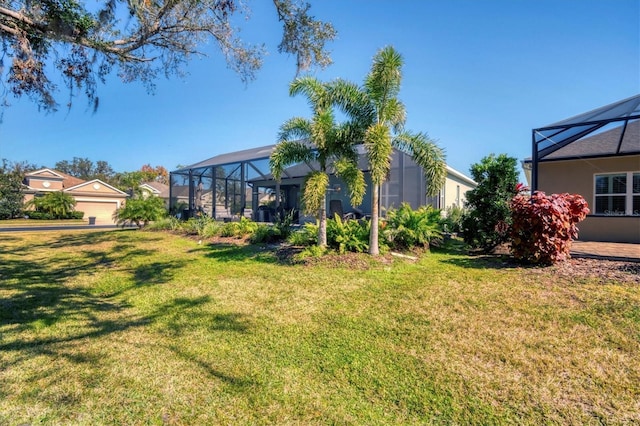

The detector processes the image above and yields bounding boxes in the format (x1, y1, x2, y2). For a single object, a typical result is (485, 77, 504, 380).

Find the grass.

(0, 230, 638, 425)
(0, 218, 88, 227)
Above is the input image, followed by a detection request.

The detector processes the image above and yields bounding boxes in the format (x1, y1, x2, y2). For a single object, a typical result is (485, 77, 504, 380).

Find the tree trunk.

(369, 182, 380, 255)
(318, 191, 327, 247)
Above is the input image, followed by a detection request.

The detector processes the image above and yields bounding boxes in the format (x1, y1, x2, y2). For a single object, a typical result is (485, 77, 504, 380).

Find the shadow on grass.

(192, 242, 280, 264)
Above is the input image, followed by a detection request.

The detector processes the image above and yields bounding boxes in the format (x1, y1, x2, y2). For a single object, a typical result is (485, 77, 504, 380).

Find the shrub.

(383, 203, 443, 250)
(146, 216, 182, 232)
(326, 216, 371, 254)
(25, 211, 53, 220)
(220, 217, 258, 238)
(510, 191, 590, 265)
(182, 216, 219, 237)
(250, 224, 283, 244)
(288, 222, 319, 246)
(461, 154, 519, 252)
(27, 191, 77, 219)
(442, 205, 465, 234)
(114, 195, 167, 228)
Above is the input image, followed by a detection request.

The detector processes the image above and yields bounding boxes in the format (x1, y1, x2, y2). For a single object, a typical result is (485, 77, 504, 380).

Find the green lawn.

(0, 218, 88, 227)
(1, 230, 638, 425)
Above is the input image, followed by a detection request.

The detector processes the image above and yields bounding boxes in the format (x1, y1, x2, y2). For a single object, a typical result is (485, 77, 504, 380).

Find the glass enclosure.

(170, 146, 443, 223)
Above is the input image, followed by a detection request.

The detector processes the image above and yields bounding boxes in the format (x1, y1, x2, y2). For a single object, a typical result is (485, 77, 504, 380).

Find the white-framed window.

(594, 172, 640, 216)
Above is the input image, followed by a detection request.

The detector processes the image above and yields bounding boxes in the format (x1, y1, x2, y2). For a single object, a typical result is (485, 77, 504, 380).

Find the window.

(594, 172, 640, 216)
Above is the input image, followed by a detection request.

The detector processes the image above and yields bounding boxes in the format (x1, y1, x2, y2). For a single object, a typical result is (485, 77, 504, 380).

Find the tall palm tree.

(336, 46, 447, 255)
(270, 76, 365, 247)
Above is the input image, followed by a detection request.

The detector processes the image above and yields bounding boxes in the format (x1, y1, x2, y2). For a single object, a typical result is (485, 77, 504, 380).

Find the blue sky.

(1, 0, 638, 180)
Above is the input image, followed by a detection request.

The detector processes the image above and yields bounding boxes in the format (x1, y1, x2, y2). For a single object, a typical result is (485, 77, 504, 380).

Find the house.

(169, 144, 476, 223)
(23, 169, 128, 223)
(139, 181, 170, 208)
(525, 95, 640, 243)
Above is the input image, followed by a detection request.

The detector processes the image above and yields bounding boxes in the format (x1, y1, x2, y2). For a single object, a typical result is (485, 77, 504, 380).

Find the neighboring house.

(525, 95, 640, 243)
(139, 181, 170, 208)
(169, 144, 476, 222)
(23, 169, 128, 223)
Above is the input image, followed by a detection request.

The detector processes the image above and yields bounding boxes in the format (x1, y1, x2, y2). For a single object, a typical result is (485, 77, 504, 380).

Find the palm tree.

(27, 191, 77, 219)
(270, 76, 365, 247)
(336, 46, 447, 255)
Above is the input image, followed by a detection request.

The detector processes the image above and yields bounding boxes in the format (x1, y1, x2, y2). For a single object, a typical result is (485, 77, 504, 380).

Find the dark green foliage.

(114, 195, 167, 228)
(383, 203, 443, 250)
(461, 154, 519, 252)
(510, 191, 590, 265)
(0, 160, 25, 219)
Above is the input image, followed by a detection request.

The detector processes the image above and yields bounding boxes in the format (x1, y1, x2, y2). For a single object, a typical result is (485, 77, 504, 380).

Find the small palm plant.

(270, 76, 366, 247)
(331, 46, 447, 255)
(26, 191, 77, 219)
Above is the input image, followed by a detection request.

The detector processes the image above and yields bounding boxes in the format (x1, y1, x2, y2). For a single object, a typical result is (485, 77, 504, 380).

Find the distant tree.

(0, 159, 26, 219)
(461, 154, 520, 252)
(140, 164, 169, 185)
(54, 157, 115, 182)
(114, 195, 167, 228)
(1, 0, 336, 111)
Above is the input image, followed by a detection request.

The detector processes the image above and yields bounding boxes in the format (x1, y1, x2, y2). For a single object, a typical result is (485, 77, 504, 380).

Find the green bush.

(146, 216, 182, 231)
(220, 217, 258, 238)
(383, 203, 443, 250)
(461, 154, 519, 252)
(288, 222, 318, 246)
(182, 216, 218, 237)
(27, 191, 77, 219)
(327, 216, 371, 254)
(25, 211, 53, 220)
(114, 195, 167, 228)
(442, 205, 464, 234)
(250, 224, 283, 244)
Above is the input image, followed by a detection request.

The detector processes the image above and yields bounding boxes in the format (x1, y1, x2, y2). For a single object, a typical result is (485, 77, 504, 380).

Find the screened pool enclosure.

(170, 144, 451, 223)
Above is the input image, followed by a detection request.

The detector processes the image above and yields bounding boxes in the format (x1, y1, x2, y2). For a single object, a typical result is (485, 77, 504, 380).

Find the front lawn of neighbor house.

(1, 230, 638, 424)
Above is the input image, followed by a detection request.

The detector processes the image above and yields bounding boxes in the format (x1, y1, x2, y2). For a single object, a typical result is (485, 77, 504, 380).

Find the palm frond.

(269, 140, 316, 181)
(364, 46, 403, 107)
(364, 123, 393, 184)
(327, 78, 375, 125)
(278, 117, 313, 141)
(301, 171, 329, 215)
(289, 76, 330, 112)
(394, 132, 447, 197)
(333, 158, 366, 207)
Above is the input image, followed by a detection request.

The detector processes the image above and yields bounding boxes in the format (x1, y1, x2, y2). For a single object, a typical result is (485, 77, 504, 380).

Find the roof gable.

(26, 168, 65, 179)
(64, 179, 127, 195)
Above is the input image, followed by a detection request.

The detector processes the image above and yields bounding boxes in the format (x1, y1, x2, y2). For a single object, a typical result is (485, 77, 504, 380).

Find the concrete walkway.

(571, 241, 640, 262)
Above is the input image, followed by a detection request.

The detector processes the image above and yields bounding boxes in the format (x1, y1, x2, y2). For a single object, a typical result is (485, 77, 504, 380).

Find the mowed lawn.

(0, 230, 638, 425)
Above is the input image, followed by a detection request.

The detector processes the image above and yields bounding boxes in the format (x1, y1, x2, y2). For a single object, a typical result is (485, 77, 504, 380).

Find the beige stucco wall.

(27, 177, 64, 191)
(538, 155, 640, 243)
(442, 175, 475, 209)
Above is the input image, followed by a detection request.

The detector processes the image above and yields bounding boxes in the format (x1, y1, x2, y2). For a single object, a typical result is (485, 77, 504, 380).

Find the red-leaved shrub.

(510, 191, 590, 264)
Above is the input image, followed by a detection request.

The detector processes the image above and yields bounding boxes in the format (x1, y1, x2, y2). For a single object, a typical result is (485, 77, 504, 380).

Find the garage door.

(75, 201, 119, 223)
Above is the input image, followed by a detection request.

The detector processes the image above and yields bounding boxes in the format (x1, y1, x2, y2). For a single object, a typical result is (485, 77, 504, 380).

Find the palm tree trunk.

(369, 182, 380, 255)
(318, 191, 327, 247)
